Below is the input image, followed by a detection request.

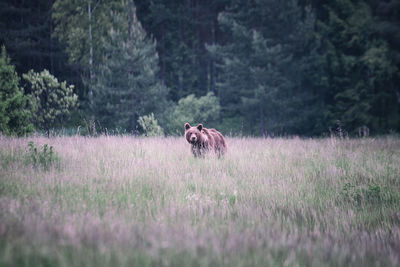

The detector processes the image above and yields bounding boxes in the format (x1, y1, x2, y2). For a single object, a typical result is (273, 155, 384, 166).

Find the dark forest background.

(0, 0, 399, 136)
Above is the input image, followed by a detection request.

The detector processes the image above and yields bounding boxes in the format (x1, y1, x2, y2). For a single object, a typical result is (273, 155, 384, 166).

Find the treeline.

(0, 0, 399, 136)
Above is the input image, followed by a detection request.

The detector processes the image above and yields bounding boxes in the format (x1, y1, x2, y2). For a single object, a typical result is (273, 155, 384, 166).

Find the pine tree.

(93, 1, 168, 132)
(0, 46, 33, 136)
(366, 0, 400, 132)
(0, 0, 53, 74)
(0, 0, 77, 92)
(135, 0, 229, 101)
(211, 0, 316, 136)
(316, 0, 399, 134)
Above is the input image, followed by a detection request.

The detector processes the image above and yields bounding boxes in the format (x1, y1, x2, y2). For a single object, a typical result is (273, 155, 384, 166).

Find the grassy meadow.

(0, 135, 399, 266)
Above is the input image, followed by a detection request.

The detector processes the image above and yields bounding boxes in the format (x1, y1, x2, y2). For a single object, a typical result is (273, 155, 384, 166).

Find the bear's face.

(185, 123, 203, 144)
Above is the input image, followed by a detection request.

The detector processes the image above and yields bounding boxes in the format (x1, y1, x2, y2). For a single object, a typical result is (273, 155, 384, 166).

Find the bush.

(163, 92, 221, 135)
(25, 141, 60, 171)
(340, 182, 383, 206)
(23, 69, 78, 136)
(137, 113, 164, 137)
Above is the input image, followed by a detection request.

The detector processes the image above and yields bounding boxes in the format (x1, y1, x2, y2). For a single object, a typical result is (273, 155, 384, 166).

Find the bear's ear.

(185, 123, 191, 130)
(197, 124, 203, 131)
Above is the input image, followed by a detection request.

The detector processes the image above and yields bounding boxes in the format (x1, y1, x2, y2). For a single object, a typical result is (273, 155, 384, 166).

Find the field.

(0, 135, 399, 266)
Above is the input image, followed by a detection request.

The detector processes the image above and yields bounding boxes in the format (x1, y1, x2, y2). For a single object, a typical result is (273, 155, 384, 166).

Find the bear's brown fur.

(184, 123, 227, 157)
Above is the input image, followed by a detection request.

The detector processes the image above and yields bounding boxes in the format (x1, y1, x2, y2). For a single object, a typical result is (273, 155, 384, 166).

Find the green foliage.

(52, 0, 113, 67)
(211, 0, 317, 136)
(23, 69, 78, 135)
(0, 46, 33, 136)
(134, 0, 228, 101)
(315, 1, 399, 134)
(2, 0, 400, 136)
(92, 1, 168, 132)
(25, 141, 59, 171)
(340, 182, 383, 206)
(163, 92, 221, 135)
(229, 194, 236, 205)
(0, 0, 73, 78)
(137, 113, 164, 137)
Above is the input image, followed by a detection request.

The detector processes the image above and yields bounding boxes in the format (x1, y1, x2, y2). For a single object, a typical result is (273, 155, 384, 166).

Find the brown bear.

(184, 123, 227, 157)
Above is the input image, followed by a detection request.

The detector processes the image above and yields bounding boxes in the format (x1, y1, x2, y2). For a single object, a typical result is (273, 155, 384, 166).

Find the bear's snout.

(190, 134, 197, 143)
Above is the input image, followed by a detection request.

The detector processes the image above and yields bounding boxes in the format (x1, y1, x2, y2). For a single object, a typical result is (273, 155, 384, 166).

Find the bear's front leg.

(191, 145, 200, 157)
(191, 145, 205, 158)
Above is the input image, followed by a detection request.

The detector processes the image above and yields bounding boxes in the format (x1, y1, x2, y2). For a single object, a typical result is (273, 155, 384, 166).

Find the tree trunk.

(131, 111, 137, 134)
(210, 19, 216, 94)
(161, 23, 166, 85)
(50, 0, 54, 74)
(88, 2, 93, 107)
(260, 105, 266, 138)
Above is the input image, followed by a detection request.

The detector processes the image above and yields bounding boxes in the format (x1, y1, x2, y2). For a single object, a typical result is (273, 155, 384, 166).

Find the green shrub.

(25, 141, 60, 171)
(162, 92, 221, 135)
(23, 69, 78, 136)
(341, 182, 382, 206)
(137, 113, 164, 137)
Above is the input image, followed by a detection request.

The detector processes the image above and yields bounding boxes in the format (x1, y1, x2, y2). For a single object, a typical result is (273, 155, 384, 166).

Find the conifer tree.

(135, 0, 229, 101)
(211, 0, 315, 136)
(316, 0, 399, 134)
(0, 46, 33, 136)
(93, 1, 167, 132)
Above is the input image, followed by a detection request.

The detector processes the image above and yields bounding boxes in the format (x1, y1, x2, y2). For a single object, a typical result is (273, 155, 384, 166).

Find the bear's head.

(185, 123, 204, 144)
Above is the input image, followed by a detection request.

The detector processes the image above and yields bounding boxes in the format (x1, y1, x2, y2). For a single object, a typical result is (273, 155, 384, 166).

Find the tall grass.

(0, 135, 399, 266)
